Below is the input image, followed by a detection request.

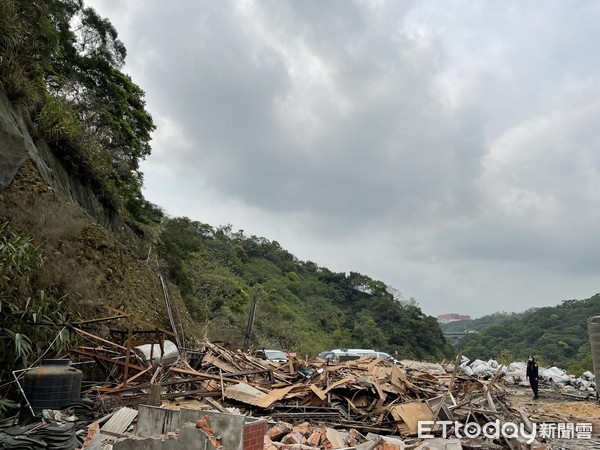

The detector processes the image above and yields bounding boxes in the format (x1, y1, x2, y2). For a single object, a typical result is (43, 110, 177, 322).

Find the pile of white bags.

(459, 357, 596, 392)
(539, 366, 571, 383)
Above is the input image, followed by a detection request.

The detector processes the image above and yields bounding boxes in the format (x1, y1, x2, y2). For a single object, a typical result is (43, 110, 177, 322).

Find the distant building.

(437, 313, 471, 323)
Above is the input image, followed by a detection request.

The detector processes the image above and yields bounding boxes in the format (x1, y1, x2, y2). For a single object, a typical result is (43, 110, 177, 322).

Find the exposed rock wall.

(0, 90, 197, 338)
(0, 91, 109, 225)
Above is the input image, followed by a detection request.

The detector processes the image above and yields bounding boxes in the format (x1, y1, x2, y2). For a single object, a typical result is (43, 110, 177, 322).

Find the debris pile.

(3, 308, 597, 449)
(65, 334, 553, 448)
(264, 422, 408, 450)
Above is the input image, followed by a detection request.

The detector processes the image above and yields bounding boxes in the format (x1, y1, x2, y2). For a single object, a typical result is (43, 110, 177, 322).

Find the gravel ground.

(507, 386, 600, 449)
(545, 438, 600, 449)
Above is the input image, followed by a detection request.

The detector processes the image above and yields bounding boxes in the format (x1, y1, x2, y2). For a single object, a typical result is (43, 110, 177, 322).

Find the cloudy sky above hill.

(88, 0, 600, 317)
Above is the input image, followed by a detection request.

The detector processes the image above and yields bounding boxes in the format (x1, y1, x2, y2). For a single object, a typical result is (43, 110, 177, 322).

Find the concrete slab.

(136, 405, 181, 438)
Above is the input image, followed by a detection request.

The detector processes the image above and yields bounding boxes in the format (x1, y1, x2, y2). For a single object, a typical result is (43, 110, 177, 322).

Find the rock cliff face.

(0, 90, 197, 337)
(0, 91, 109, 225)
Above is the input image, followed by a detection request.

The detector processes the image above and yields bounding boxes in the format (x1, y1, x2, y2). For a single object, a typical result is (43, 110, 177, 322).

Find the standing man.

(526, 355, 540, 400)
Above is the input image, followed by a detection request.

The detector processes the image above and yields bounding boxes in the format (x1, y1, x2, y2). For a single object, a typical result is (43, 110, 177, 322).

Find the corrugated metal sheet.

(101, 407, 138, 435)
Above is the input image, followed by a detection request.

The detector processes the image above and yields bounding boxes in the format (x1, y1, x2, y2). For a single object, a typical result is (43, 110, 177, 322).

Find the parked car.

(253, 349, 288, 363)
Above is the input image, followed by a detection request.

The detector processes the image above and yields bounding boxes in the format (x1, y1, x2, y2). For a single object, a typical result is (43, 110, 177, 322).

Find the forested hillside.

(440, 312, 523, 333)
(458, 294, 600, 373)
(157, 218, 454, 359)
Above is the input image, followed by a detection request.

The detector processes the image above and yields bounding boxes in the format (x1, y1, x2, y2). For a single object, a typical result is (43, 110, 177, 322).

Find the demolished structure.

(0, 309, 598, 449)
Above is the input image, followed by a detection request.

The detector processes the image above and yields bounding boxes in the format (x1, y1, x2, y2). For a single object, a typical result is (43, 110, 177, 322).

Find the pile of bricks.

(264, 421, 405, 450)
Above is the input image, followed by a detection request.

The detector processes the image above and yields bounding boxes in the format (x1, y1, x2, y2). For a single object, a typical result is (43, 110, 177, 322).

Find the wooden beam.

(101, 305, 176, 337)
(107, 366, 152, 392)
(160, 390, 223, 400)
(77, 314, 128, 325)
(71, 348, 145, 371)
(123, 315, 134, 388)
(169, 367, 253, 384)
(310, 384, 327, 401)
(69, 327, 127, 351)
(432, 352, 461, 421)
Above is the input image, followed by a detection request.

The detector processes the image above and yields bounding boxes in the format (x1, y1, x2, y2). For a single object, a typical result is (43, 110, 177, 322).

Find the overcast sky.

(88, 0, 600, 317)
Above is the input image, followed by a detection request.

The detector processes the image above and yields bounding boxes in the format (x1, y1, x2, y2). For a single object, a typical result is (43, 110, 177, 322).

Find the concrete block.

(181, 408, 245, 450)
(136, 405, 180, 438)
(113, 423, 208, 450)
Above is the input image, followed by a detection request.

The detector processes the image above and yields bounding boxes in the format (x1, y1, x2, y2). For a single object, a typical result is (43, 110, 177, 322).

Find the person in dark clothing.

(526, 355, 539, 399)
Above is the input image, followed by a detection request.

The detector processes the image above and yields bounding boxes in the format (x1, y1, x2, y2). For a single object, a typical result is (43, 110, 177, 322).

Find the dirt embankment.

(0, 161, 198, 339)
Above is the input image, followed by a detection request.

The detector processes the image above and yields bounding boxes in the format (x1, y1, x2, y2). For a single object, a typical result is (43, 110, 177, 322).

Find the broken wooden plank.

(203, 351, 239, 373)
(256, 385, 296, 408)
(224, 383, 267, 406)
(169, 366, 251, 384)
(432, 353, 461, 421)
(160, 390, 222, 400)
(390, 365, 416, 391)
(388, 401, 435, 435)
(323, 375, 355, 394)
(371, 378, 387, 402)
(310, 383, 327, 401)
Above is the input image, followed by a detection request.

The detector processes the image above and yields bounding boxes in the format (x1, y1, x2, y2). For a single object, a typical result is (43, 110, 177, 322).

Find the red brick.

(306, 431, 321, 447)
(292, 422, 312, 437)
(346, 437, 359, 447)
(281, 432, 305, 445)
(375, 443, 402, 450)
(272, 444, 320, 450)
(267, 422, 294, 441)
(318, 428, 333, 449)
(348, 428, 360, 439)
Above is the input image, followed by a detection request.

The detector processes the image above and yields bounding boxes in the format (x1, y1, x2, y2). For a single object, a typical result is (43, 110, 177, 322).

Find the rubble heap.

(3, 310, 596, 449)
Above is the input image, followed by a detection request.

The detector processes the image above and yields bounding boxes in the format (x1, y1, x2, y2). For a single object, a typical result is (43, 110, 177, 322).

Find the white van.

(317, 350, 362, 363)
(318, 348, 397, 364)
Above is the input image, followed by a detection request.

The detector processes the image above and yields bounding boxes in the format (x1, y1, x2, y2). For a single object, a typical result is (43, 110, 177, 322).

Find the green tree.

(0, 0, 156, 221)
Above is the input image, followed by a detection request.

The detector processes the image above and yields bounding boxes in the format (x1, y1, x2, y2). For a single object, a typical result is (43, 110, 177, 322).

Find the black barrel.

(22, 359, 82, 413)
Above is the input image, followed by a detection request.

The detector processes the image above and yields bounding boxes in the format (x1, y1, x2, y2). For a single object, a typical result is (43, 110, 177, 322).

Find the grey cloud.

(87, 0, 600, 315)
(128, 1, 483, 233)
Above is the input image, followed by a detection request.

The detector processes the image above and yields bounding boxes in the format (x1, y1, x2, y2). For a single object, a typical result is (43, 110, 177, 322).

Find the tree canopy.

(0, 0, 159, 222)
(457, 295, 600, 374)
(157, 218, 454, 359)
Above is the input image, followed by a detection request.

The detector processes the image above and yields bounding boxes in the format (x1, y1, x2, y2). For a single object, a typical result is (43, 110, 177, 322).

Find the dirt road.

(506, 386, 600, 449)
